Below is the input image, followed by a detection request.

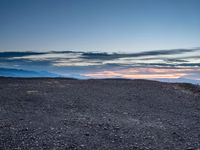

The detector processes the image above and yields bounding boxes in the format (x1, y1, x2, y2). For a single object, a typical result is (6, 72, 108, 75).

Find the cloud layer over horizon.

(0, 48, 200, 82)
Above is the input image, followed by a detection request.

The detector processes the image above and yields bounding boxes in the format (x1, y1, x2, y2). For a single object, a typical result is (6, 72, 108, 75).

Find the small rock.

(85, 133, 90, 136)
(123, 112, 128, 115)
(80, 144, 85, 148)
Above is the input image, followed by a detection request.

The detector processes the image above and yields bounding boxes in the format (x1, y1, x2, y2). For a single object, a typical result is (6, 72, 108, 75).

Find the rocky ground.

(0, 78, 200, 150)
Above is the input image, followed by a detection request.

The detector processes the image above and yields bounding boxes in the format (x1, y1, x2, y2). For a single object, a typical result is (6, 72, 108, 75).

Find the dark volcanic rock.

(0, 78, 200, 150)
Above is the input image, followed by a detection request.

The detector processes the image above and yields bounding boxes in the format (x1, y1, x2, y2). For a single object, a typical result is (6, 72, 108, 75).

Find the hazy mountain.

(155, 78, 200, 85)
(0, 68, 59, 77)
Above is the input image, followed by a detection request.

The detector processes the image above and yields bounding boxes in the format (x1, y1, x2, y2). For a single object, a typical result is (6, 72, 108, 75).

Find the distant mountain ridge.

(0, 68, 59, 77)
(155, 78, 200, 85)
(0, 68, 199, 85)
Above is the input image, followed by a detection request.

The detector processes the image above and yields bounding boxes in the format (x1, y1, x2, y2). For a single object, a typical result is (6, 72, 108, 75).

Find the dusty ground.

(0, 78, 200, 150)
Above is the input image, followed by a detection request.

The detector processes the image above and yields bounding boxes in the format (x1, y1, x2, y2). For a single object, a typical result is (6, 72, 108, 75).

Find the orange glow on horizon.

(82, 67, 200, 79)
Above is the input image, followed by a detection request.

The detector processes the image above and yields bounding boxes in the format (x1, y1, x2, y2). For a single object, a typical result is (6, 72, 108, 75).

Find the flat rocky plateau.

(0, 78, 200, 150)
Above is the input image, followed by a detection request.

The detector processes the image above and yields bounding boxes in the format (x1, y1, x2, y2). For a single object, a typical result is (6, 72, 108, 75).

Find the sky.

(0, 0, 200, 83)
(0, 0, 200, 52)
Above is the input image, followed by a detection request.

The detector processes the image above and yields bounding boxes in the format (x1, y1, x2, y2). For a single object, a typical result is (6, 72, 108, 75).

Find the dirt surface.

(0, 78, 200, 150)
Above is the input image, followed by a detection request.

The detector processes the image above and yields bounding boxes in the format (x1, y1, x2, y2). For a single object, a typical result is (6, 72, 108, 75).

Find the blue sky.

(0, 0, 200, 52)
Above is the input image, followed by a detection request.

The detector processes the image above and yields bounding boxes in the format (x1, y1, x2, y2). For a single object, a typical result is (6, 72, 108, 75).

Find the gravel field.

(0, 78, 200, 150)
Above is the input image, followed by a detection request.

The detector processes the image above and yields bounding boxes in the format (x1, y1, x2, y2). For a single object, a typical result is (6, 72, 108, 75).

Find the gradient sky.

(0, 0, 200, 52)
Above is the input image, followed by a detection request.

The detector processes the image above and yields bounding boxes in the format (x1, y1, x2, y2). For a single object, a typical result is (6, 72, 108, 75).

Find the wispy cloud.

(1, 47, 200, 67)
